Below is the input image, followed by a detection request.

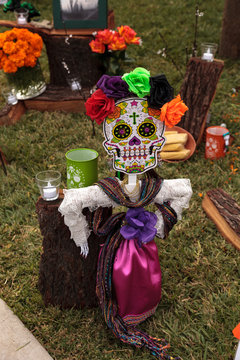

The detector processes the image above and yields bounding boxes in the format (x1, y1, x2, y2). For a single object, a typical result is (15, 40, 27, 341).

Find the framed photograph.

(53, 0, 108, 29)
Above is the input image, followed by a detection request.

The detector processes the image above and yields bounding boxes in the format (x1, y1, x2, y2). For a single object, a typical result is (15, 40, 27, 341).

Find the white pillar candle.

(17, 16, 27, 25)
(202, 50, 213, 61)
(43, 185, 58, 200)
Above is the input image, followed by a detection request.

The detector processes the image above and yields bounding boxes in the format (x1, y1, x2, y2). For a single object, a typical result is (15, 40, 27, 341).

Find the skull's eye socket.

(138, 121, 156, 138)
(113, 123, 132, 139)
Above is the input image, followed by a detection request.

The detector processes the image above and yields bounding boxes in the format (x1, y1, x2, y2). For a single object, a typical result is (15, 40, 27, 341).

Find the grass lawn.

(0, 0, 240, 359)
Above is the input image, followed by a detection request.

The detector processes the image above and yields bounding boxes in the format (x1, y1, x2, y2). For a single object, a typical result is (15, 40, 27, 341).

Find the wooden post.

(36, 192, 112, 309)
(179, 57, 224, 145)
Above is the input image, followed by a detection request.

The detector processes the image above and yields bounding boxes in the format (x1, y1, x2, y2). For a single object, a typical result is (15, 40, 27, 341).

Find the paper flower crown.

(85, 67, 188, 127)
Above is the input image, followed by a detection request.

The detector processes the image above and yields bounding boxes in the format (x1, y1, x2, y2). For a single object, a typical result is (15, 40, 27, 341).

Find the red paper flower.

(96, 29, 114, 44)
(89, 39, 105, 54)
(108, 33, 126, 51)
(85, 89, 115, 125)
(160, 94, 188, 128)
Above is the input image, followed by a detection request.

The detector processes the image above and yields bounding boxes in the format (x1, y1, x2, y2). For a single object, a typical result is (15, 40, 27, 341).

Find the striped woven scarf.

(93, 176, 179, 360)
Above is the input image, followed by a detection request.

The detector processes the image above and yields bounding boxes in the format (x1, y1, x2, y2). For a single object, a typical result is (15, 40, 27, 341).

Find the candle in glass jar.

(202, 50, 213, 61)
(17, 16, 27, 25)
(7, 93, 18, 105)
(42, 182, 57, 200)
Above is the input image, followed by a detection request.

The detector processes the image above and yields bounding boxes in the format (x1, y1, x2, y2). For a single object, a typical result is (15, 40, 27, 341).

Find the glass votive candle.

(14, 8, 29, 25)
(2, 89, 18, 105)
(67, 78, 82, 92)
(35, 170, 61, 201)
(201, 43, 218, 62)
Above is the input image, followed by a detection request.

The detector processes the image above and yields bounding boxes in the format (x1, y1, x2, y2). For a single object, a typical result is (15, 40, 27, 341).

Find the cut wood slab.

(202, 188, 240, 250)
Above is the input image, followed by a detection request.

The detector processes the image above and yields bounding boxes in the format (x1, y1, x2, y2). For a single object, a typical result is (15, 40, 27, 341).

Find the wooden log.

(0, 102, 26, 126)
(0, 148, 8, 175)
(36, 192, 112, 309)
(24, 85, 89, 113)
(179, 57, 224, 145)
(219, 0, 240, 59)
(202, 188, 240, 250)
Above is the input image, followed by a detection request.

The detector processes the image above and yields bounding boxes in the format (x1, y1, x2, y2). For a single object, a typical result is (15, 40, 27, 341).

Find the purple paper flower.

(96, 75, 132, 100)
(120, 207, 158, 246)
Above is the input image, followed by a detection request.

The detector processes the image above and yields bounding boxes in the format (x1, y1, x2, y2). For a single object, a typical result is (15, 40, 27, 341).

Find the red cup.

(205, 126, 229, 159)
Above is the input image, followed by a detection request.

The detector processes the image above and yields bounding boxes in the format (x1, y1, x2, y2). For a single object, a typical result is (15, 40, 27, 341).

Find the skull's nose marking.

(129, 112, 139, 125)
(129, 136, 141, 146)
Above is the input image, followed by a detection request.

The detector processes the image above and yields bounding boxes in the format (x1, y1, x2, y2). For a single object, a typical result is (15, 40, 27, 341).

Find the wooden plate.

(161, 126, 196, 163)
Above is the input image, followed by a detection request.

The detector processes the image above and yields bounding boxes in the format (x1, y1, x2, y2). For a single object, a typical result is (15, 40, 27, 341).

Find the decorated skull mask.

(103, 98, 166, 174)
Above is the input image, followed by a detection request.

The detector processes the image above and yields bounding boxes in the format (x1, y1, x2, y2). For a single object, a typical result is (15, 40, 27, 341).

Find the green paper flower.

(122, 67, 150, 98)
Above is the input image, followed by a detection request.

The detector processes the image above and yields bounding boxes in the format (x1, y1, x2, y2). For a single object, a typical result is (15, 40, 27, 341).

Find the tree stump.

(36, 192, 112, 309)
(202, 188, 240, 250)
(0, 102, 26, 126)
(219, 0, 240, 59)
(179, 57, 224, 145)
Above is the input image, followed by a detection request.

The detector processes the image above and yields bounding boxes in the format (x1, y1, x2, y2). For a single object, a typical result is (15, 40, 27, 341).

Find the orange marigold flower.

(24, 55, 37, 67)
(16, 40, 29, 52)
(2, 41, 17, 55)
(0, 33, 6, 48)
(4, 29, 17, 42)
(3, 59, 18, 73)
(30, 34, 43, 51)
(0, 49, 3, 59)
(107, 105, 121, 119)
(160, 94, 188, 128)
(89, 39, 105, 54)
(117, 25, 137, 44)
(9, 52, 26, 67)
(108, 33, 126, 51)
(96, 29, 114, 44)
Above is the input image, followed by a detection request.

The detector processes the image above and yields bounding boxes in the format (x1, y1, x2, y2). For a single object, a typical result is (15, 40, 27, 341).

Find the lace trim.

(58, 178, 192, 256)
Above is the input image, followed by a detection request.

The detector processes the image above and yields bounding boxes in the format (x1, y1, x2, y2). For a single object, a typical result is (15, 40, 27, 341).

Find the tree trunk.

(179, 57, 224, 145)
(36, 193, 112, 309)
(219, 0, 240, 59)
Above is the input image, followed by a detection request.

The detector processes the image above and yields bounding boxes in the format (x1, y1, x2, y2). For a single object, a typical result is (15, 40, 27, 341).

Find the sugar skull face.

(103, 98, 166, 174)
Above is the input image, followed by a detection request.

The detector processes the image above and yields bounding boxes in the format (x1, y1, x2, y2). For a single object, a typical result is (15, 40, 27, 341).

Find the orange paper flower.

(96, 29, 114, 44)
(89, 39, 105, 54)
(117, 25, 139, 44)
(108, 33, 126, 51)
(160, 94, 188, 127)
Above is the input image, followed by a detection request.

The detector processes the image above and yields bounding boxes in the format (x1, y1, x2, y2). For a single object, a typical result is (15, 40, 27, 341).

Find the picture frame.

(53, 0, 108, 29)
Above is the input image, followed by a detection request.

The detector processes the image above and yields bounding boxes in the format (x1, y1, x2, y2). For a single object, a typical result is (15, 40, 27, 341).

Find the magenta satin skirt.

(112, 238, 161, 325)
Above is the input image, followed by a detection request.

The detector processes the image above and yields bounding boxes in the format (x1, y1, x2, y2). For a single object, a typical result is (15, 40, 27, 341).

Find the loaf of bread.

(160, 149, 191, 160)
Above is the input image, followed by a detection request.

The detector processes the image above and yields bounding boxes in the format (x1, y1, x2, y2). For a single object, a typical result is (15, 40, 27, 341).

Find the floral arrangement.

(85, 67, 188, 127)
(0, 28, 43, 73)
(89, 25, 141, 54)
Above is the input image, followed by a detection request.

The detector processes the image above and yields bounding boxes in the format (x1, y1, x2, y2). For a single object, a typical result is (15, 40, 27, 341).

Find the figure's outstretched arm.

(58, 185, 117, 256)
(154, 179, 193, 238)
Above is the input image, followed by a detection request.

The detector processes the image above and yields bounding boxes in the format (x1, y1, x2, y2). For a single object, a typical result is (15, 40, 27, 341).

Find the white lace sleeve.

(154, 179, 192, 238)
(58, 185, 116, 256)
